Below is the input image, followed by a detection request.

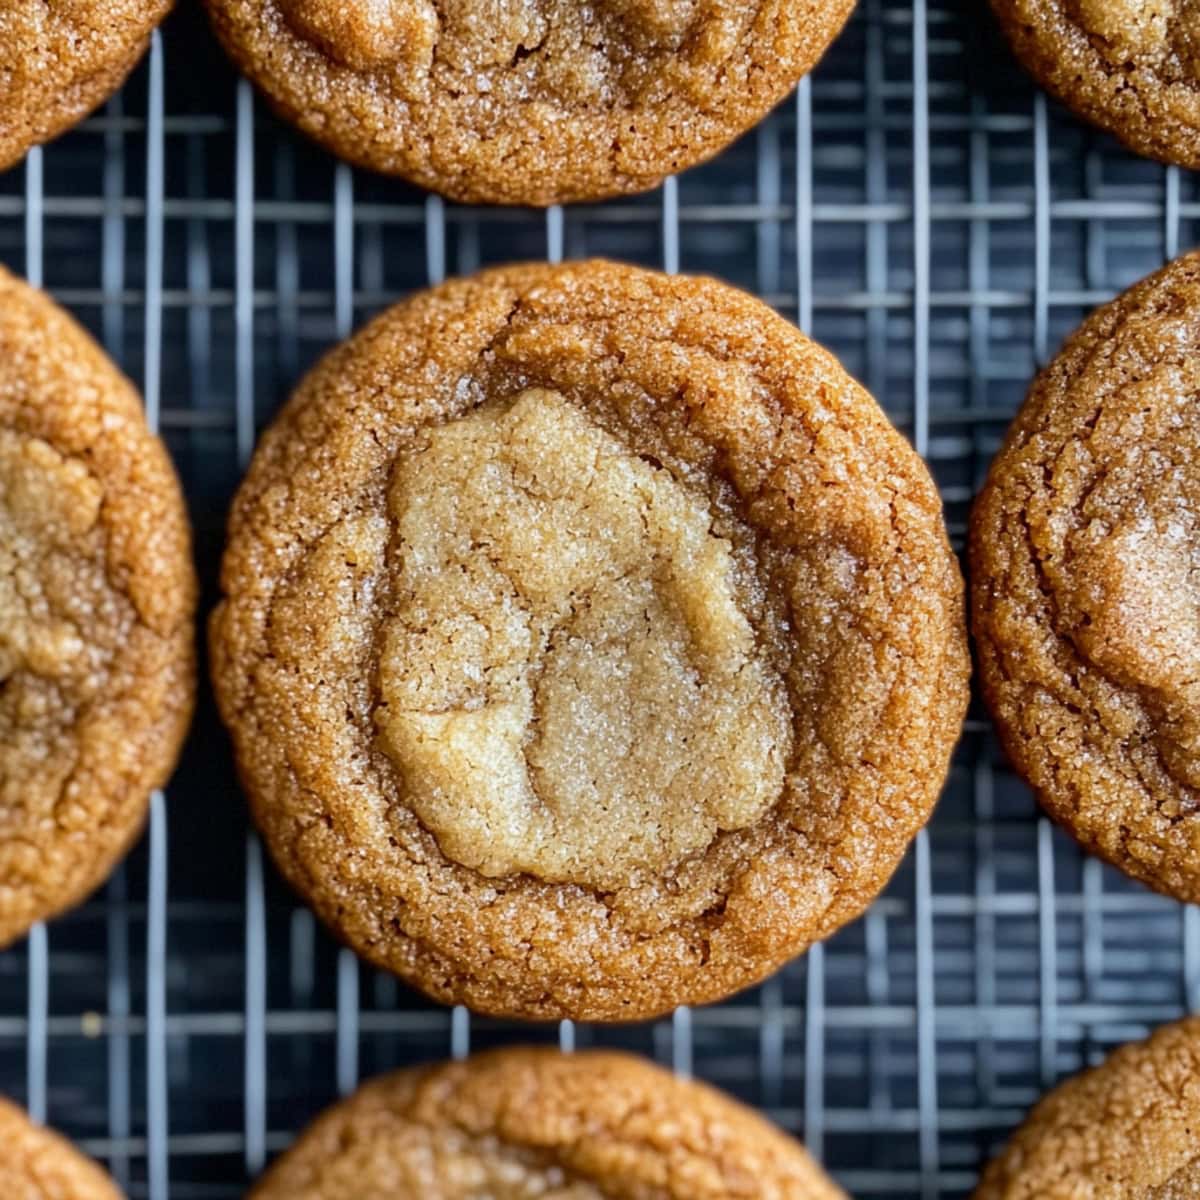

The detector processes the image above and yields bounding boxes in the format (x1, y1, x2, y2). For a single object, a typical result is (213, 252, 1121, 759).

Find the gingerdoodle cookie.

(250, 1047, 846, 1199)
(211, 259, 968, 1021)
(0, 0, 173, 172)
(971, 251, 1200, 903)
(974, 1016, 1200, 1198)
(990, 0, 1200, 168)
(0, 266, 195, 946)
(203, 0, 854, 205)
(0, 1097, 123, 1199)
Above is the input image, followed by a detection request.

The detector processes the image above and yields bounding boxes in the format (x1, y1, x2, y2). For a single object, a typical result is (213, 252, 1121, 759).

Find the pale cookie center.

(282, 0, 438, 70)
(593, 0, 700, 48)
(0, 431, 101, 685)
(1073, 0, 1176, 57)
(375, 388, 791, 890)
(1070, 514, 1200, 786)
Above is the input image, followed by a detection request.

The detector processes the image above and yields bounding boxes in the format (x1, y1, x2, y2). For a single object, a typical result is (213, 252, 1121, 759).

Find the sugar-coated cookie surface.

(249, 1048, 847, 1199)
(971, 251, 1200, 904)
(0, 0, 172, 171)
(973, 1016, 1200, 1198)
(211, 259, 968, 1021)
(0, 266, 195, 946)
(203, 0, 854, 204)
(991, 0, 1200, 168)
(0, 1096, 124, 1199)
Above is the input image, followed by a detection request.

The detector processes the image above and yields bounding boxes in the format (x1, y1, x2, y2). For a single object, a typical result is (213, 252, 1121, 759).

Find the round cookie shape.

(250, 1047, 847, 1199)
(0, 0, 173, 172)
(0, 266, 196, 946)
(0, 1097, 124, 1199)
(971, 251, 1200, 904)
(211, 259, 968, 1021)
(973, 1016, 1200, 1198)
(202, 0, 854, 205)
(990, 0, 1200, 168)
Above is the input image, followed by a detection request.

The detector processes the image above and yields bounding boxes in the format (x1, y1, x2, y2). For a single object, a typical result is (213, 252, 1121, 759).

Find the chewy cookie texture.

(0, 267, 196, 946)
(973, 1016, 1200, 1198)
(204, 0, 854, 204)
(0, 1096, 123, 1199)
(212, 259, 968, 1021)
(971, 250, 1200, 905)
(0, 0, 172, 171)
(249, 1047, 846, 1199)
(991, 0, 1200, 168)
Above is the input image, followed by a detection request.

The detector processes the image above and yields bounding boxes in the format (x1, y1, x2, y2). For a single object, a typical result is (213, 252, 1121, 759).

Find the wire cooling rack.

(2, 1, 1199, 1196)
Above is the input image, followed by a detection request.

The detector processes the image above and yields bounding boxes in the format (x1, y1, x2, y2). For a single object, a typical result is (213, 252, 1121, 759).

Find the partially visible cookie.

(211, 259, 968, 1021)
(251, 1047, 846, 1199)
(0, 266, 196, 945)
(970, 250, 1200, 903)
(0, 0, 173, 172)
(990, 0, 1200, 168)
(203, 0, 854, 204)
(0, 1097, 123, 1199)
(974, 1016, 1200, 1198)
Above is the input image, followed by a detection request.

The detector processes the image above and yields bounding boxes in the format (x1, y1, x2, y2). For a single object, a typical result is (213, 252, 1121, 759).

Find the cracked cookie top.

(0, 0, 172, 171)
(0, 266, 195, 946)
(971, 250, 1200, 904)
(202, 0, 854, 203)
(377, 387, 790, 890)
(974, 1016, 1200, 1199)
(991, 0, 1200, 167)
(211, 259, 968, 1021)
(0, 1097, 123, 1199)
(248, 1047, 847, 1200)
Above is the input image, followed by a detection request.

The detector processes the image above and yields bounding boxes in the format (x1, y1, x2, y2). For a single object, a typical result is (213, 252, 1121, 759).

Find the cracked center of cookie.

(282, 0, 437, 70)
(375, 388, 790, 890)
(282, 0, 702, 75)
(1074, 0, 1175, 54)
(0, 431, 101, 687)
(1070, 0, 1200, 74)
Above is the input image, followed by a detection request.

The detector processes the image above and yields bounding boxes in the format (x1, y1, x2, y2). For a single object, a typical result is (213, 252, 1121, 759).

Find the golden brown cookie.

(250, 1047, 846, 1199)
(971, 251, 1200, 904)
(0, 266, 196, 946)
(990, 0, 1200, 169)
(203, 0, 854, 205)
(0, 0, 173, 172)
(0, 1097, 123, 1199)
(974, 1016, 1200, 1198)
(211, 259, 968, 1021)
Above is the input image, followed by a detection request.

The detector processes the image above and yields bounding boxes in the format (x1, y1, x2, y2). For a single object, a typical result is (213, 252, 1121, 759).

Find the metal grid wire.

(2, 1, 1199, 1196)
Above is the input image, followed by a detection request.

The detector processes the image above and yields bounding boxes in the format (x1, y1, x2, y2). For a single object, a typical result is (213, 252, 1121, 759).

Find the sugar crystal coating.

(0, 266, 195, 947)
(974, 1017, 1200, 1198)
(993, 0, 1200, 167)
(971, 249, 1200, 903)
(212, 260, 968, 1021)
(0, 0, 172, 171)
(204, 0, 854, 203)
(249, 1048, 847, 1200)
